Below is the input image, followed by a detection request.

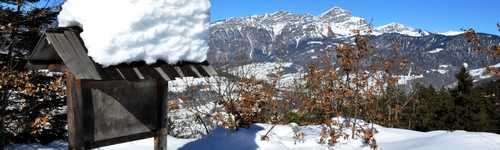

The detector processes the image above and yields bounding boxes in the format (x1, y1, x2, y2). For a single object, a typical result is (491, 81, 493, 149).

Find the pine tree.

(449, 66, 493, 131)
(1, 0, 59, 67)
(449, 66, 472, 129)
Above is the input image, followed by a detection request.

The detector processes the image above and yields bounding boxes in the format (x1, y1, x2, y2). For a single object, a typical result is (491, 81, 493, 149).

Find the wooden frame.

(28, 27, 216, 150)
(66, 71, 166, 149)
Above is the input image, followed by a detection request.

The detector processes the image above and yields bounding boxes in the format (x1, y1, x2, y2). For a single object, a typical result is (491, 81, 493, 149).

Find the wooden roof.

(29, 27, 217, 81)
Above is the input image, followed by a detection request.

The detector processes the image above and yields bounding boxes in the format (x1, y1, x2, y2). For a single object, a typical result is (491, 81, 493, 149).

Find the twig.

(262, 125, 276, 139)
(195, 113, 210, 135)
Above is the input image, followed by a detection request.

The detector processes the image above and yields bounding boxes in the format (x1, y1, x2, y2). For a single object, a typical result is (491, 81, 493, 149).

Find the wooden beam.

(65, 70, 87, 150)
(154, 81, 168, 150)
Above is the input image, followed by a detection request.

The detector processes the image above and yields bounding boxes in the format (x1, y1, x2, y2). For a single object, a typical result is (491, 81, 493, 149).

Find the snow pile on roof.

(58, 0, 211, 66)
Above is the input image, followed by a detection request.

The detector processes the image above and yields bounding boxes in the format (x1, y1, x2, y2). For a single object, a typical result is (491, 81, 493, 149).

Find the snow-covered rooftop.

(58, 0, 211, 66)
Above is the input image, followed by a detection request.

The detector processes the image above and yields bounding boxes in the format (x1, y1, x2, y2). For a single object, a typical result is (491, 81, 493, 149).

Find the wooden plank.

(193, 64, 210, 77)
(160, 65, 180, 79)
(180, 64, 197, 77)
(189, 65, 203, 78)
(61, 31, 102, 79)
(65, 70, 86, 150)
(133, 67, 145, 80)
(155, 67, 172, 81)
(99, 67, 125, 80)
(47, 32, 101, 80)
(92, 132, 155, 149)
(200, 65, 218, 76)
(116, 68, 140, 80)
(138, 67, 165, 81)
(114, 68, 127, 80)
(173, 66, 185, 78)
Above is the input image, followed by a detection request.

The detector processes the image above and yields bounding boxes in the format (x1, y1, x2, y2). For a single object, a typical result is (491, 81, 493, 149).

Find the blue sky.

(211, 0, 500, 34)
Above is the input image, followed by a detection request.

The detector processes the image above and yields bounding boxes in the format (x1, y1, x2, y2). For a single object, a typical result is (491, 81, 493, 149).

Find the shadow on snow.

(179, 125, 264, 150)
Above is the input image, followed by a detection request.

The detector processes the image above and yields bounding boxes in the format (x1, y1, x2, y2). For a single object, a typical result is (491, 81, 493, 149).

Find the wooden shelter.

(28, 27, 217, 150)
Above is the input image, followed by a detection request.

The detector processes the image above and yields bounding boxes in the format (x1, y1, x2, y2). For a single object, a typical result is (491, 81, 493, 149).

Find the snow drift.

(8, 123, 500, 150)
(58, 0, 211, 66)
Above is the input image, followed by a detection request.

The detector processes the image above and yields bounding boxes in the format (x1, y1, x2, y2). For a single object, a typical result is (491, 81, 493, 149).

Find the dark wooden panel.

(29, 37, 62, 63)
(81, 80, 159, 146)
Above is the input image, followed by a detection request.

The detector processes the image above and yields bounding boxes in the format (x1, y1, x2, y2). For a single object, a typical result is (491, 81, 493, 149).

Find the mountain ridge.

(208, 6, 500, 88)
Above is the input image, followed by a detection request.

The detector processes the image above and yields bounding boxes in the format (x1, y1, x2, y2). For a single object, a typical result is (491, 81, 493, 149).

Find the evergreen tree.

(449, 66, 493, 131)
(449, 67, 472, 129)
(1, 0, 59, 68)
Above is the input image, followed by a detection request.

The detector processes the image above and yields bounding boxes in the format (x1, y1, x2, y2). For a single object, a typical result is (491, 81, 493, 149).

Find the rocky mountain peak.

(375, 22, 429, 37)
(320, 7, 353, 22)
(270, 10, 293, 17)
(321, 7, 351, 17)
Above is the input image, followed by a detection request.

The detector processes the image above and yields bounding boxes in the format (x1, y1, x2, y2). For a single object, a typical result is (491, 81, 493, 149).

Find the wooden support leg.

(66, 71, 86, 150)
(155, 81, 168, 150)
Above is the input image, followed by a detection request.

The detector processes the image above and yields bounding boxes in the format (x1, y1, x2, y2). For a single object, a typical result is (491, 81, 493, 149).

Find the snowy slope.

(9, 122, 500, 150)
(374, 22, 429, 37)
(229, 62, 293, 81)
(469, 63, 500, 80)
(437, 31, 464, 36)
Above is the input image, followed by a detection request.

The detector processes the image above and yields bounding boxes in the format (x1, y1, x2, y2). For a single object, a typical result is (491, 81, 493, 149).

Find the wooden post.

(65, 70, 86, 150)
(154, 81, 168, 150)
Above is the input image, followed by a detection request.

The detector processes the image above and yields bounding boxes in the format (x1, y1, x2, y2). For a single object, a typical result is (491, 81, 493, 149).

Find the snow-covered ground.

(7, 122, 500, 150)
(229, 62, 293, 81)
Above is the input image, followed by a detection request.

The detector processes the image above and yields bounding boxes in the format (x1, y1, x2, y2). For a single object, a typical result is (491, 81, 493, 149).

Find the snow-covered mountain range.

(208, 6, 500, 88)
(211, 7, 435, 38)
